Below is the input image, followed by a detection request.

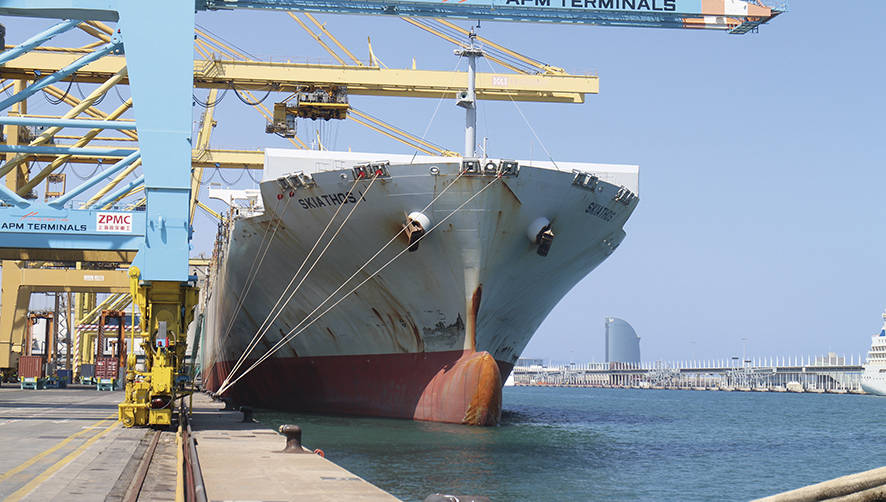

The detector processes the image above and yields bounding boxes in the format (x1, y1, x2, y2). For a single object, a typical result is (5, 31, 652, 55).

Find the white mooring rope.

(218, 173, 500, 395)
(221, 169, 468, 392)
(216, 197, 291, 352)
(219, 175, 371, 390)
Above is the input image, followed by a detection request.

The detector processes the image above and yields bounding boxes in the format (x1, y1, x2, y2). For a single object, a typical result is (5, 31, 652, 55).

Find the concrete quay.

(0, 384, 400, 501)
(189, 392, 399, 501)
(0, 385, 160, 501)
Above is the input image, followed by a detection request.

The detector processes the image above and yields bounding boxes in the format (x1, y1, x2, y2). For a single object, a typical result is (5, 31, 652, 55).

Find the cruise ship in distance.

(860, 310, 886, 396)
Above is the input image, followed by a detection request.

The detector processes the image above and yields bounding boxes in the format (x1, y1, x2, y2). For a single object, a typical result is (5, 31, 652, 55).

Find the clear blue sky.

(3, 1, 885, 363)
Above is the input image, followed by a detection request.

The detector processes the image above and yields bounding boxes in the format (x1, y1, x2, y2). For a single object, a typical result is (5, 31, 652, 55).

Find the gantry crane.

(0, 20, 602, 399)
(0, 0, 781, 426)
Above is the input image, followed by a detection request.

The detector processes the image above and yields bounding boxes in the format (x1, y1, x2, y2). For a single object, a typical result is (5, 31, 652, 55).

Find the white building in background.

(605, 317, 640, 363)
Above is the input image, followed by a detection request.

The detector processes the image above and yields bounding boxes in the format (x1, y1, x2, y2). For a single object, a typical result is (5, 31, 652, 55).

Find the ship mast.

(455, 29, 484, 158)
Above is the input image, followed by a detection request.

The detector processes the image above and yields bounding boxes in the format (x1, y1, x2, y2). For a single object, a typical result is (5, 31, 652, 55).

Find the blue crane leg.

(116, 1, 195, 282)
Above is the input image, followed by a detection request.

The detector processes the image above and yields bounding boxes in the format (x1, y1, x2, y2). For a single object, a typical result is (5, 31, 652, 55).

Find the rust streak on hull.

(466, 285, 482, 352)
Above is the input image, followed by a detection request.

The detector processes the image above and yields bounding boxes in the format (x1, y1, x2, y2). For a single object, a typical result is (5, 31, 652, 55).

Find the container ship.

(201, 148, 638, 425)
(200, 45, 639, 425)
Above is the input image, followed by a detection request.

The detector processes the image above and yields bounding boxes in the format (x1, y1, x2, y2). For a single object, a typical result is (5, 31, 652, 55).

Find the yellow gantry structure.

(2, 52, 597, 104)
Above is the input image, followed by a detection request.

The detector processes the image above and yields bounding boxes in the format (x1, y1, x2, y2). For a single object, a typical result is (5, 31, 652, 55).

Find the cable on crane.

(215, 166, 246, 186)
(219, 173, 501, 394)
(41, 76, 75, 105)
(193, 87, 228, 109)
(114, 85, 128, 104)
(92, 90, 108, 106)
(200, 168, 218, 184)
(70, 162, 101, 180)
(219, 175, 370, 391)
(403, 18, 553, 75)
(72, 81, 108, 106)
(229, 82, 275, 106)
(246, 167, 262, 185)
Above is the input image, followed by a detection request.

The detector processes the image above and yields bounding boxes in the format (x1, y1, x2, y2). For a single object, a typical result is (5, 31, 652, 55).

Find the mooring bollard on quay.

(240, 406, 254, 423)
(279, 424, 311, 453)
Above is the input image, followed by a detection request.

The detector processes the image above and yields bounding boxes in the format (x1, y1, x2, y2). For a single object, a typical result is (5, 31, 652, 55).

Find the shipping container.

(80, 363, 95, 378)
(95, 357, 119, 379)
(18, 355, 44, 378)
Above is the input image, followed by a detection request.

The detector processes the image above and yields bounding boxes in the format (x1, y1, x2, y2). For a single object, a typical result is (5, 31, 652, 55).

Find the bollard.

(240, 406, 254, 423)
(279, 424, 310, 453)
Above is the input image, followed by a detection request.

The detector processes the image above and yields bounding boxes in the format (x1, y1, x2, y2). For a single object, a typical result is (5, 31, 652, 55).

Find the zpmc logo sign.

(96, 212, 133, 233)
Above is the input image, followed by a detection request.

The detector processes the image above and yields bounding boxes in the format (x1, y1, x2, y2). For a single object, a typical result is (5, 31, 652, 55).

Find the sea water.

(257, 387, 886, 501)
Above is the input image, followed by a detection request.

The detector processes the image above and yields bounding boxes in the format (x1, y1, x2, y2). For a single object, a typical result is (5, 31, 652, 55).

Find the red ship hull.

(206, 350, 510, 425)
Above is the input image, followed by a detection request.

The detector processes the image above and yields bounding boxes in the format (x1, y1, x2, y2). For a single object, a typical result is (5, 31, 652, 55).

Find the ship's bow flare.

(414, 350, 502, 426)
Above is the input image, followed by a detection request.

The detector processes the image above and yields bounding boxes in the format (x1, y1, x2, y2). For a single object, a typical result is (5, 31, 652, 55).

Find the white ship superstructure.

(861, 310, 886, 396)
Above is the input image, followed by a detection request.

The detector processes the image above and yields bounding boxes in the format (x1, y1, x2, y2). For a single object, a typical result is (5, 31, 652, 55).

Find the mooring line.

(218, 169, 469, 394)
(220, 175, 372, 390)
(218, 196, 291, 347)
(222, 174, 500, 393)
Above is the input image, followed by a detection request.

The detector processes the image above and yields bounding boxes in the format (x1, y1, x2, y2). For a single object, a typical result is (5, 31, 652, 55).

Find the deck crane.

(0, 0, 782, 427)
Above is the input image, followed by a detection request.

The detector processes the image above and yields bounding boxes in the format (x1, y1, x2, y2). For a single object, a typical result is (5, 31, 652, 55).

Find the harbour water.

(258, 386, 885, 501)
